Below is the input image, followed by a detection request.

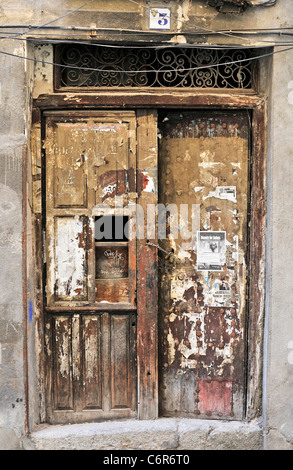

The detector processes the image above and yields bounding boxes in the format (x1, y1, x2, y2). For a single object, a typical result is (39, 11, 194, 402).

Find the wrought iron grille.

(55, 44, 255, 89)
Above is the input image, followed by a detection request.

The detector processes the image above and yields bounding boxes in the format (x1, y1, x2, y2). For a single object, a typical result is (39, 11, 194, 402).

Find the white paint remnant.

(103, 183, 116, 196)
(177, 247, 191, 260)
(199, 162, 223, 168)
(231, 162, 241, 169)
(193, 186, 205, 193)
(141, 170, 156, 193)
(180, 357, 197, 369)
(169, 313, 177, 322)
(179, 311, 207, 360)
(170, 275, 194, 301)
(170, 34, 187, 44)
(176, 0, 191, 30)
(215, 345, 233, 376)
(248, 0, 276, 5)
(167, 328, 176, 365)
(54, 217, 85, 297)
(203, 186, 237, 203)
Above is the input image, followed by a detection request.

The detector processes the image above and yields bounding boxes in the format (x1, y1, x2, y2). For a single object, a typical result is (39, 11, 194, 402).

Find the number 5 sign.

(149, 8, 171, 30)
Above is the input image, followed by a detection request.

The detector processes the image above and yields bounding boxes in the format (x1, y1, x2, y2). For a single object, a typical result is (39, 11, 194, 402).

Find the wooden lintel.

(33, 91, 264, 111)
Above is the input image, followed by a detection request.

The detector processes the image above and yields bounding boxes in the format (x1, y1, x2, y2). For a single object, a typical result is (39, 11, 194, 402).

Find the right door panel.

(158, 110, 250, 420)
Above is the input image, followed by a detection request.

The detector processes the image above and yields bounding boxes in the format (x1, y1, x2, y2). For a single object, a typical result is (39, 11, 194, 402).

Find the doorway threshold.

(26, 417, 262, 450)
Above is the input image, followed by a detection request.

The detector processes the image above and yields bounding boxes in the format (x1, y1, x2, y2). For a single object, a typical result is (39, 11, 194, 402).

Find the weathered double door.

(44, 109, 250, 423)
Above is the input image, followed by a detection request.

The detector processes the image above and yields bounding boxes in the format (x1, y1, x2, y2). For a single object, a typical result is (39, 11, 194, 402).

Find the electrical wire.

(125, 0, 278, 46)
(0, 34, 284, 50)
(0, 24, 292, 31)
(0, 0, 292, 48)
(27, 35, 293, 48)
(125, 0, 293, 47)
(0, 43, 292, 74)
(0, 0, 293, 48)
(0, 0, 95, 40)
(1, 27, 293, 48)
(1, 26, 293, 33)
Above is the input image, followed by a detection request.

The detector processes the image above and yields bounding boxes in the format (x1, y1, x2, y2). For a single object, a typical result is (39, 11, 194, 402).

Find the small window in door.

(95, 216, 129, 280)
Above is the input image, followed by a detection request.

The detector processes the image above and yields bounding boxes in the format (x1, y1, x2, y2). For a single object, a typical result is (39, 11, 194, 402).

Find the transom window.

(54, 44, 256, 90)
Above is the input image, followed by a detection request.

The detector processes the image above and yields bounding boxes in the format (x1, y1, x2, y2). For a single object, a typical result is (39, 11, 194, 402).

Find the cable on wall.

(0, 43, 292, 75)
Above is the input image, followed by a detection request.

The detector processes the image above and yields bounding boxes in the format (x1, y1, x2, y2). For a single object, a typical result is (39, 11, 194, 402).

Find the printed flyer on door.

(197, 231, 226, 271)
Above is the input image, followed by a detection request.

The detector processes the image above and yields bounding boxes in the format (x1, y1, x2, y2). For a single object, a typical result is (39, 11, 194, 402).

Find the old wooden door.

(44, 111, 140, 424)
(42, 107, 250, 423)
(158, 110, 250, 420)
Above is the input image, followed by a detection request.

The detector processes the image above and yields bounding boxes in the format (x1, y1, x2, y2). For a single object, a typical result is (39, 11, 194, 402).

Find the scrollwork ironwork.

(57, 45, 254, 89)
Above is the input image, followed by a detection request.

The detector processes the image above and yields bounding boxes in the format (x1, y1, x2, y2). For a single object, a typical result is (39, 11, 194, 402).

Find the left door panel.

(43, 111, 137, 423)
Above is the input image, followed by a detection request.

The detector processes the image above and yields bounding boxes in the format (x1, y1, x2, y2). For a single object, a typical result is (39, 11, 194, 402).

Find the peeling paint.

(159, 111, 249, 418)
(176, 0, 192, 31)
(203, 186, 237, 203)
(54, 217, 85, 297)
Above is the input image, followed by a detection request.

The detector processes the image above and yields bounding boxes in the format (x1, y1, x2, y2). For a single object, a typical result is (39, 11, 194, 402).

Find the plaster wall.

(0, 40, 27, 449)
(264, 47, 293, 450)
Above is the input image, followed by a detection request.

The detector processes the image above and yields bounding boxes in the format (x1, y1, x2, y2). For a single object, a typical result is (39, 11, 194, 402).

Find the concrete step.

(26, 418, 263, 450)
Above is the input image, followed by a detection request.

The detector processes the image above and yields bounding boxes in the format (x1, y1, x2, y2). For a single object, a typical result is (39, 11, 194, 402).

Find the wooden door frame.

(31, 90, 266, 422)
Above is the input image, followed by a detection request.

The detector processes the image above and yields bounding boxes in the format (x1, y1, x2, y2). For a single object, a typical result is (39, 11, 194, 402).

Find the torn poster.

(197, 231, 226, 271)
(213, 285, 239, 307)
(203, 186, 237, 203)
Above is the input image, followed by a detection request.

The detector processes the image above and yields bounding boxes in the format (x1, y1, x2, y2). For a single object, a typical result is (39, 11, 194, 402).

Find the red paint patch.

(198, 378, 232, 416)
(141, 172, 149, 190)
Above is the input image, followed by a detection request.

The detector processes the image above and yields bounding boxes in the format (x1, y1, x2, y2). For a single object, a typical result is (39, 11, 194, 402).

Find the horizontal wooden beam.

(34, 91, 264, 111)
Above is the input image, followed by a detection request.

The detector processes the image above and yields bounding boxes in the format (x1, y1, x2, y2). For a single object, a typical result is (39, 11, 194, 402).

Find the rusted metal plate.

(158, 111, 250, 420)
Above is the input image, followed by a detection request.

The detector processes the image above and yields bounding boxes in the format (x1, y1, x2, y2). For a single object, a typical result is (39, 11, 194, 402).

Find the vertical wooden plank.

(82, 315, 102, 410)
(101, 312, 111, 413)
(52, 316, 73, 410)
(246, 104, 266, 420)
(44, 314, 53, 421)
(110, 315, 131, 409)
(31, 115, 42, 214)
(71, 314, 81, 411)
(136, 109, 158, 420)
